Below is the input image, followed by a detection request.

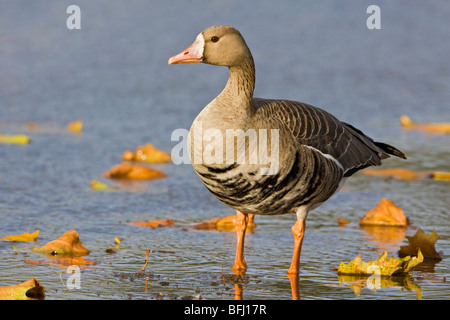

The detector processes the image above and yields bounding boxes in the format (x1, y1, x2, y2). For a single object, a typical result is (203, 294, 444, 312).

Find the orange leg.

(287, 218, 306, 275)
(232, 211, 248, 273)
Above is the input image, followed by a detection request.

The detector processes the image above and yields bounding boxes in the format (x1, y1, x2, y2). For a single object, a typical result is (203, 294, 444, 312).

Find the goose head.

(168, 25, 252, 67)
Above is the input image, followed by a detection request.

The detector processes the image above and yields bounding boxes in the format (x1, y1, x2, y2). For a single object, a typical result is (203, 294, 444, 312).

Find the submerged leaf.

(103, 162, 167, 180)
(337, 250, 423, 276)
(2, 230, 39, 242)
(359, 198, 407, 227)
(398, 228, 442, 260)
(33, 230, 90, 256)
(133, 218, 174, 229)
(123, 143, 172, 163)
(193, 214, 256, 232)
(25, 257, 98, 267)
(0, 278, 45, 300)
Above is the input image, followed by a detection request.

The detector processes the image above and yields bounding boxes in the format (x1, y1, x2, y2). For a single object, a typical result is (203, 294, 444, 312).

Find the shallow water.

(0, 0, 449, 300)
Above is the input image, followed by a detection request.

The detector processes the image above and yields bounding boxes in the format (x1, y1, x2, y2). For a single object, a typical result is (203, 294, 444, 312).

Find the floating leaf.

(432, 171, 450, 181)
(66, 119, 83, 133)
(398, 228, 442, 260)
(25, 257, 98, 267)
(133, 218, 174, 229)
(0, 134, 30, 144)
(123, 143, 172, 163)
(193, 214, 256, 232)
(337, 250, 423, 276)
(400, 115, 450, 134)
(0, 278, 45, 300)
(91, 180, 117, 191)
(363, 168, 431, 181)
(2, 230, 39, 242)
(359, 198, 407, 227)
(103, 162, 167, 180)
(33, 230, 90, 256)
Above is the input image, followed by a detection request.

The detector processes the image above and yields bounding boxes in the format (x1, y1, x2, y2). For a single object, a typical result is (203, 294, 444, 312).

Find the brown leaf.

(103, 162, 167, 180)
(398, 228, 442, 260)
(123, 143, 172, 163)
(0, 278, 45, 300)
(33, 230, 90, 257)
(133, 218, 174, 229)
(359, 198, 407, 227)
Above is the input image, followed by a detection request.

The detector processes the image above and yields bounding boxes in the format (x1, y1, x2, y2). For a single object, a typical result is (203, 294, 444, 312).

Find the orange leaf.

(2, 230, 39, 242)
(398, 228, 442, 260)
(193, 214, 256, 232)
(133, 218, 174, 229)
(123, 143, 172, 163)
(25, 257, 98, 267)
(103, 162, 167, 180)
(362, 168, 431, 181)
(359, 198, 407, 227)
(66, 119, 83, 133)
(400, 115, 450, 134)
(33, 230, 90, 256)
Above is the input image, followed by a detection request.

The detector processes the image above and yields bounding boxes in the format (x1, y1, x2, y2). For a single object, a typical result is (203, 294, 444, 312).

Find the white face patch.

(192, 32, 205, 58)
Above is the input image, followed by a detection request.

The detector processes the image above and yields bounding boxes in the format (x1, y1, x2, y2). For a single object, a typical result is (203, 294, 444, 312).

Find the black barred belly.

(193, 150, 344, 215)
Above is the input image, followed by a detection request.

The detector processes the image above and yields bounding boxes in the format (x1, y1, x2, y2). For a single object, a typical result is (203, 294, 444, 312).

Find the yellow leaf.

(66, 119, 83, 133)
(91, 180, 117, 191)
(432, 171, 450, 181)
(0, 134, 30, 144)
(337, 250, 423, 276)
(0, 278, 45, 300)
(2, 230, 39, 242)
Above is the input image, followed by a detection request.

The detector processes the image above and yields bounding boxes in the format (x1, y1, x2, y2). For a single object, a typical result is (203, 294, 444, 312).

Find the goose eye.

(210, 36, 219, 43)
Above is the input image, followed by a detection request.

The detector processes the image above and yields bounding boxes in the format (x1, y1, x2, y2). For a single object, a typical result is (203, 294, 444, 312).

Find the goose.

(168, 25, 406, 277)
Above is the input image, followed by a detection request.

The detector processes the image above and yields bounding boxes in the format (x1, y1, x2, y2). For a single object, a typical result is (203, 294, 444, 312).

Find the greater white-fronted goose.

(168, 25, 406, 278)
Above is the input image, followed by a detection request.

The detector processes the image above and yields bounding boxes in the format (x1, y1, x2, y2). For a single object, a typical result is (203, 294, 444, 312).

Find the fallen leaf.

(33, 230, 90, 256)
(114, 237, 120, 247)
(337, 218, 350, 227)
(133, 218, 174, 229)
(66, 119, 83, 133)
(193, 214, 256, 232)
(2, 230, 39, 242)
(123, 143, 172, 163)
(25, 257, 98, 267)
(91, 180, 117, 191)
(0, 134, 30, 144)
(103, 162, 167, 180)
(398, 228, 442, 260)
(0, 278, 45, 300)
(400, 115, 450, 134)
(337, 250, 423, 276)
(359, 198, 407, 227)
(362, 168, 431, 181)
(432, 171, 450, 181)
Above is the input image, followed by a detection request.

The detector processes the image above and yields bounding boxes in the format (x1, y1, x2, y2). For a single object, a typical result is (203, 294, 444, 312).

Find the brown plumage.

(169, 25, 406, 280)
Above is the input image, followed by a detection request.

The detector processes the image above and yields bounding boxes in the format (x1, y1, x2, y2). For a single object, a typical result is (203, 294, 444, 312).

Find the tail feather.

(374, 142, 407, 160)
